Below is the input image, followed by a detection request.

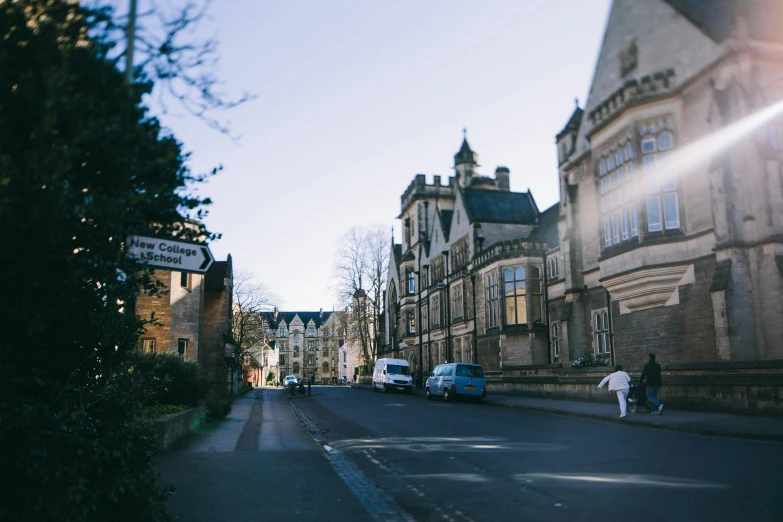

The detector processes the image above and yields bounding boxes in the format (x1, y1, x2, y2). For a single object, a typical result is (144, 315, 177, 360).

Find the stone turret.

(454, 133, 478, 187)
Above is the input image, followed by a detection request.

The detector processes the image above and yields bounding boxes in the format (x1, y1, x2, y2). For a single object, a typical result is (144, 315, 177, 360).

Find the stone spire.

(454, 129, 478, 187)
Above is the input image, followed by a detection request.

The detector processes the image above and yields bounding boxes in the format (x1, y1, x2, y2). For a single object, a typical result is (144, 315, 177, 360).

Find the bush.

(122, 351, 209, 408)
(205, 392, 232, 420)
(570, 351, 610, 368)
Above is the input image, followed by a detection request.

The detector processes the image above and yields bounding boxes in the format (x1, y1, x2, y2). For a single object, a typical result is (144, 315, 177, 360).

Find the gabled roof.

(439, 209, 454, 242)
(462, 189, 539, 225)
(556, 106, 583, 141)
(259, 310, 333, 330)
(530, 203, 560, 248)
(392, 243, 402, 265)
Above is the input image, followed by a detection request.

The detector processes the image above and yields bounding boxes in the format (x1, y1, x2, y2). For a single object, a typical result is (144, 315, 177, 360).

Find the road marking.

(288, 400, 414, 522)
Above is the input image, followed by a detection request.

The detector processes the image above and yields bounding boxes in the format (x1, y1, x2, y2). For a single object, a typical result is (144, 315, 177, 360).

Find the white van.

(372, 358, 413, 394)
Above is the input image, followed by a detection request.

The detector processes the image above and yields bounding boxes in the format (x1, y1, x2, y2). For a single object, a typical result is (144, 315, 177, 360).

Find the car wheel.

(372, 382, 377, 392)
(443, 388, 452, 402)
(425, 387, 432, 400)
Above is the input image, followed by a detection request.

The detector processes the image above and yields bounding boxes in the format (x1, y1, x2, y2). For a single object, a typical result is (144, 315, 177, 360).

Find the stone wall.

(489, 361, 783, 415)
(153, 404, 206, 450)
(203, 284, 230, 390)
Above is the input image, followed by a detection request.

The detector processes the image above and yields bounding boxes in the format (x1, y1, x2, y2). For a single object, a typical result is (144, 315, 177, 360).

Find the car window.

(434, 366, 444, 376)
(386, 364, 410, 375)
(444, 366, 453, 376)
(457, 365, 484, 378)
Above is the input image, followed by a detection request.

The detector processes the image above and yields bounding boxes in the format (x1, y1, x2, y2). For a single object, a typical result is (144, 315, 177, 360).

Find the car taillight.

(451, 383, 456, 390)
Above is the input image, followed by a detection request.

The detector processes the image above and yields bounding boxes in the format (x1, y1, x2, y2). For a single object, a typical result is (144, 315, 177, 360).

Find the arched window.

(322, 361, 329, 373)
(293, 346, 300, 357)
(307, 355, 315, 366)
(594, 311, 610, 355)
(292, 362, 300, 374)
(323, 347, 329, 357)
(407, 268, 415, 295)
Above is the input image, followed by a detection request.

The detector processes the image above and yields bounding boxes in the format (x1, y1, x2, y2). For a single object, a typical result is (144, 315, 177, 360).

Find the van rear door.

(455, 364, 485, 396)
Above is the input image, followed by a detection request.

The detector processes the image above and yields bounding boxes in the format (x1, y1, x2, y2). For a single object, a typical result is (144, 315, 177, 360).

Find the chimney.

(320, 307, 323, 318)
(274, 307, 278, 320)
(495, 166, 510, 191)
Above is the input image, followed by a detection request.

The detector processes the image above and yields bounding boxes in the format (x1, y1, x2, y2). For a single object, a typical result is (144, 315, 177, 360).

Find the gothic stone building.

(383, 0, 783, 413)
(261, 308, 343, 385)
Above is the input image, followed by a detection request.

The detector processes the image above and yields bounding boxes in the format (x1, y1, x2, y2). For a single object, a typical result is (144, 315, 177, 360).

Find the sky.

(129, 0, 612, 311)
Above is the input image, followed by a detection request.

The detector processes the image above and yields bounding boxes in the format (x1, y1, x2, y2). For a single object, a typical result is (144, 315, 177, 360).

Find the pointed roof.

(439, 209, 454, 242)
(556, 106, 583, 141)
(454, 137, 477, 166)
(530, 203, 561, 249)
(259, 310, 333, 330)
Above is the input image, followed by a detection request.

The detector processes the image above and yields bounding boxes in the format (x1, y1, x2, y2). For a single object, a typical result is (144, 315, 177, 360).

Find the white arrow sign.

(126, 235, 214, 273)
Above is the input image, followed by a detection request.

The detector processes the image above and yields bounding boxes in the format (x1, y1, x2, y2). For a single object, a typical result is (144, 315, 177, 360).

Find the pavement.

(157, 387, 371, 522)
(350, 383, 783, 442)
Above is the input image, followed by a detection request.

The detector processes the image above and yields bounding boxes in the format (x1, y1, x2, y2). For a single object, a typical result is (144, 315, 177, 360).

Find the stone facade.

(382, 0, 783, 410)
(261, 309, 344, 385)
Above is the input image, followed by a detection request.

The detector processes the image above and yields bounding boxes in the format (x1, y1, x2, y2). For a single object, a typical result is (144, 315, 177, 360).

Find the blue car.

(425, 363, 486, 403)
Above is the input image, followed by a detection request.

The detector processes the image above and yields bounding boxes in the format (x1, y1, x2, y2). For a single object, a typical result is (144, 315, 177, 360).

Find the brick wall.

(203, 283, 230, 390)
(135, 271, 172, 352)
(612, 257, 717, 365)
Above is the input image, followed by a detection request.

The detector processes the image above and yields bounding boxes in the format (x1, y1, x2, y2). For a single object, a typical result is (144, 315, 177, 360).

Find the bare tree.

(88, 0, 254, 137)
(232, 270, 280, 367)
(332, 225, 390, 369)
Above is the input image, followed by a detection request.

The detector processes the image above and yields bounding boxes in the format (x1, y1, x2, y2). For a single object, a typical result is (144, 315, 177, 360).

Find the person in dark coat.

(640, 353, 664, 415)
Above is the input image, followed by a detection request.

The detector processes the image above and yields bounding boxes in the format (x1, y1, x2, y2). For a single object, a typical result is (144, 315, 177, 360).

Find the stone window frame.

(293, 331, 300, 344)
(177, 338, 188, 357)
(322, 361, 329, 373)
(451, 236, 470, 272)
(430, 293, 441, 330)
(485, 269, 501, 329)
(306, 326, 315, 337)
(421, 304, 429, 333)
(451, 280, 465, 322)
(640, 120, 679, 234)
(141, 338, 156, 353)
(292, 361, 300, 374)
(279, 354, 286, 366)
(548, 255, 559, 280)
(307, 354, 315, 366)
(599, 135, 638, 249)
(308, 341, 316, 351)
(502, 266, 527, 326)
(323, 346, 329, 357)
(592, 308, 611, 355)
(293, 346, 300, 357)
(406, 308, 416, 334)
(551, 322, 559, 360)
(407, 267, 416, 295)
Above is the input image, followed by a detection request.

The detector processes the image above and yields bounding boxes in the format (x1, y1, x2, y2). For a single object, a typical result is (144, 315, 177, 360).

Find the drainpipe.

(606, 288, 614, 367)
(443, 250, 452, 363)
(544, 254, 551, 364)
(470, 273, 478, 364)
(417, 246, 423, 388)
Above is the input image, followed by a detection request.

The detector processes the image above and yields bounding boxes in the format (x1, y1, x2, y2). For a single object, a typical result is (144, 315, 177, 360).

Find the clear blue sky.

(135, 0, 611, 310)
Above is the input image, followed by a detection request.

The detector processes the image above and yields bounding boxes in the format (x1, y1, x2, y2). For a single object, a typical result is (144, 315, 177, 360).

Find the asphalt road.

(294, 386, 783, 522)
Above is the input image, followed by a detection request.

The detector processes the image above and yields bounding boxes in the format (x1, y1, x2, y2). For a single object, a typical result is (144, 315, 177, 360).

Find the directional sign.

(126, 235, 214, 273)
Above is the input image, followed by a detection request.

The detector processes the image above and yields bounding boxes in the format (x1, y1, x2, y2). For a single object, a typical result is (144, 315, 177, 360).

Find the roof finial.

(463, 127, 467, 139)
(574, 97, 579, 108)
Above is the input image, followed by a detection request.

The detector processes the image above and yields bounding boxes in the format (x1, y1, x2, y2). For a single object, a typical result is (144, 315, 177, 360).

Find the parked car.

(284, 375, 298, 386)
(425, 363, 486, 402)
(372, 358, 413, 393)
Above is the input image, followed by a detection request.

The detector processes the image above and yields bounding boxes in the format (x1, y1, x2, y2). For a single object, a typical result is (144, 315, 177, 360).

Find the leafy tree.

(0, 1, 216, 520)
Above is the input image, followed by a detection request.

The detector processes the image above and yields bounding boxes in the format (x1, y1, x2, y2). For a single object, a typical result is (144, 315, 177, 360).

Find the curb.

(351, 384, 783, 442)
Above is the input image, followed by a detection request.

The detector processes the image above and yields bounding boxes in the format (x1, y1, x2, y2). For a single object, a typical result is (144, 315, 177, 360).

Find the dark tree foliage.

(0, 1, 215, 520)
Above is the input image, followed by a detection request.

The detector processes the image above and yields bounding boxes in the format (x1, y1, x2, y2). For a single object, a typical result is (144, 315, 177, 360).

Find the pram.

(627, 379, 654, 414)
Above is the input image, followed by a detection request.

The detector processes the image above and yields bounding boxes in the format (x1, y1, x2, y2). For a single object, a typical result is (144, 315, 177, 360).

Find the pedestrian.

(597, 364, 632, 418)
(640, 353, 664, 415)
(353, 374, 357, 385)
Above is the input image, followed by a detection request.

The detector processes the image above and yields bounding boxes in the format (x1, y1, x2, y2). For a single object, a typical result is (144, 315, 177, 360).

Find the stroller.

(627, 379, 655, 414)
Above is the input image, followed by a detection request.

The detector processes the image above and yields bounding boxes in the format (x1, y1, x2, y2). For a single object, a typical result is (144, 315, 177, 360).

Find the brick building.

(382, 0, 783, 413)
(135, 255, 240, 394)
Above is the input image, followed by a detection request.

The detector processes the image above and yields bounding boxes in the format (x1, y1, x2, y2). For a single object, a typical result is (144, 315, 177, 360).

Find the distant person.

(353, 374, 357, 385)
(640, 353, 664, 415)
(597, 364, 632, 418)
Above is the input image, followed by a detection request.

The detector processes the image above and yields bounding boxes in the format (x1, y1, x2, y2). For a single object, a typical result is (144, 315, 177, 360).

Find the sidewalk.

(351, 384, 783, 442)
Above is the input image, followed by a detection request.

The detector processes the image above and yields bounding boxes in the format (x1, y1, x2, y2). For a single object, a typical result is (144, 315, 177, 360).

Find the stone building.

(382, 0, 783, 413)
(135, 255, 240, 394)
(261, 308, 343, 384)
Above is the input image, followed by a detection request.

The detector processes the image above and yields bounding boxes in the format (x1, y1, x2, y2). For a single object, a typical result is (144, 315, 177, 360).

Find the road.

(293, 386, 783, 522)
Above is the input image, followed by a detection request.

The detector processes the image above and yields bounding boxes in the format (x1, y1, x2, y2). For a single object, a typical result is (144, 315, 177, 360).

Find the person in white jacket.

(597, 365, 632, 418)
